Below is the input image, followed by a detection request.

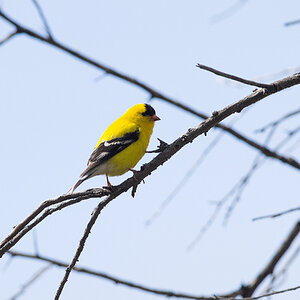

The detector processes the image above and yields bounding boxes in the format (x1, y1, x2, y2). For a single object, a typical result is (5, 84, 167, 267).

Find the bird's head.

(124, 104, 160, 126)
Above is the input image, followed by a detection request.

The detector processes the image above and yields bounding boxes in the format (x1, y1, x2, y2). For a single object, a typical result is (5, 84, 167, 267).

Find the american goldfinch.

(69, 103, 160, 193)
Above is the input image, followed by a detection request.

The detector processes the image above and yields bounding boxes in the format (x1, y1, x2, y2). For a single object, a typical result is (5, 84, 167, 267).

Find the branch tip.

(196, 63, 272, 89)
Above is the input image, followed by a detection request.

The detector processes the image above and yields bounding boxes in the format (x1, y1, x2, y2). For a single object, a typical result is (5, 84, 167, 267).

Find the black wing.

(80, 129, 140, 178)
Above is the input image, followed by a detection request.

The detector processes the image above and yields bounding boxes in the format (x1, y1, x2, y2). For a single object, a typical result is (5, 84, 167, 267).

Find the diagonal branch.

(0, 29, 20, 45)
(8, 218, 300, 300)
(285, 19, 300, 27)
(7, 250, 216, 300)
(0, 189, 110, 258)
(1, 10, 300, 174)
(224, 285, 300, 300)
(0, 188, 110, 258)
(7, 251, 300, 300)
(31, 0, 53, 39)
(256, 107, 300, 133)
(196, 64, 272, 89)
(227, 220, 300, 298)
(8, 263, 52, 300)
(54, 199, 109, 299)
(0, 72, 300, 260)
(253, 206, 300, 221)
(146, 128, 227, 227)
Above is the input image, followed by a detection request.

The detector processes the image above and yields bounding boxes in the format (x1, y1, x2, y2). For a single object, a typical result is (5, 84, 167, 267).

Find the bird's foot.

(146, 138, 169, 153)
(101, 185, 116, 193)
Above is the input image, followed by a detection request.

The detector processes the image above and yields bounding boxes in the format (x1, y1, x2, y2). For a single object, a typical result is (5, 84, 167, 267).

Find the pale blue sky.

(1, 1, 300, 299)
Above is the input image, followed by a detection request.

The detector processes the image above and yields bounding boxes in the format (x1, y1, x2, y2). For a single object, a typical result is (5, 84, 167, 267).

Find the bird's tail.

(67, 163, 98, 194)
(67, 175, 88, 194)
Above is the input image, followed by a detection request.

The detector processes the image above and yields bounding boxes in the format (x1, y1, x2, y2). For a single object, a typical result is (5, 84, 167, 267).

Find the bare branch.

(224, 285, 300, 300)
(227, 220, 300, 298)
(0, 72, 299, 259)
(54, 199, 108, 299)
(256, 107, 300, 133)
(285, 19, 300, 27)
(197, 64, 273, 89)
(31, 0, 53, 39)
(210, 0, 248, 23)
(222, 124, 278, 225)
(253, 207, 300, 221)
(193, 124, 300, 246)
(263, 243, 300, 294)
(217, 66, 300, 88)
(7, 250, 218, 300)
(188, 126, 276, 249)
(1, 10, 300, 174)
(0, 189, 109, 258)
(146, 129, 226, 227)
(8, 264, 52, 300)
(0, 30, 19, 45)
(8, 220, 300, 300)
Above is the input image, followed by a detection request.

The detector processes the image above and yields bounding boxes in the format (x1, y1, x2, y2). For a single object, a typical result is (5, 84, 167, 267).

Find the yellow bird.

(69, 103, 160, 193)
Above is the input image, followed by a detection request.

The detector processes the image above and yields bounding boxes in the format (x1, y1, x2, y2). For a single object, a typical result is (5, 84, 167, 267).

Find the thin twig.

(223, 285, 300, 300)
(54, 199, 110, 299)
(210, 0, 248, 23)
(7, 264, 52, 300)
(222, 125, 300, 224)
(0, 188, 109, 258)
(253, 207, 300, 221)
(189, 123, 300, 249)
(196, 64, 272, 89)
(31, 0, 53, 39)
(146, 128, 227, 227)
(227, 220, 300, 298)
(285, 19, 300, 27)
(222, 124, 278, 225)
(256, 107, 300, 133)
(1, 9, 300, 173)
(8, 220, 300, 300)
(7, 250, 220, 300)
(0, 30, 19, 45)
(187, 126, 276, 249)
(217, 66, 300, 88)
(0, 191, 109, 257)
(187, 178, 241, 251)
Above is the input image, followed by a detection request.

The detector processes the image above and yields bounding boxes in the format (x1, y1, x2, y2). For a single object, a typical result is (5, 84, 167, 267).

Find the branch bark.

(196, 64, 272, 89)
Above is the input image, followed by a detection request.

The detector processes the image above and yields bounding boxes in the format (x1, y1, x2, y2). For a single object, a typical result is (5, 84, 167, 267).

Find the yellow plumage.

(69, 103, 160, 193)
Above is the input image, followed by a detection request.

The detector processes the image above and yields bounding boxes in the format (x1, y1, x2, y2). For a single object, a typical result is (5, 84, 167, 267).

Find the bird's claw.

(146, 138, 169, 153)
(102, 185, 116, 193)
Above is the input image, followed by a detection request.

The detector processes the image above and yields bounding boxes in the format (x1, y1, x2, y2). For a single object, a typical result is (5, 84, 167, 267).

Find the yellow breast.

(105, 123, 153, 176)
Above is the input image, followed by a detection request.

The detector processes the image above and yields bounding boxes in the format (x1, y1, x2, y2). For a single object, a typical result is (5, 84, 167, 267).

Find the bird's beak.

(152, 115, 160, 121)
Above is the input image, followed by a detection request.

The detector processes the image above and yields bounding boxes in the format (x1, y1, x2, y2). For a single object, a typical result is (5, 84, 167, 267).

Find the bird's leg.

(102, 174, 114, 191)
(106, 174, 111, 187)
